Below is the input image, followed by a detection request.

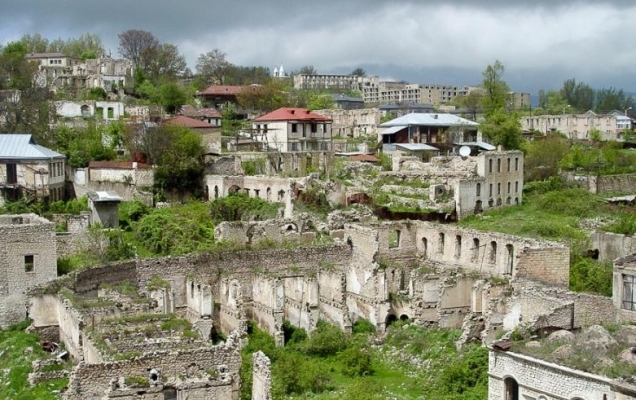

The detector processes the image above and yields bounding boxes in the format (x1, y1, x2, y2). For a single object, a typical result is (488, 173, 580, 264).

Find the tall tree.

(457, 90, 483, 121)
(351, 67, 366, 77)
(46, 33, 104, 59)
(481, 60, 509, 114)
(19, 33, 49, 53)
(0, 42, 54, 142)
(196, 49, 233, 85)
(595, 87, 635, 114)
(143, 43, 187, 82)
(560, 78, 595, 112)
(118, 29, 159, 66)
(236, 79, 288, 113)
(298, 65, 318, 75)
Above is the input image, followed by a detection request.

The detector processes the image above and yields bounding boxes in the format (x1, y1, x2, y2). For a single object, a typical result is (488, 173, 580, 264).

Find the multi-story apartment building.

(293, 74, 379, 92)
(363, 82, 478, 105)
(521, 111, 632, 141)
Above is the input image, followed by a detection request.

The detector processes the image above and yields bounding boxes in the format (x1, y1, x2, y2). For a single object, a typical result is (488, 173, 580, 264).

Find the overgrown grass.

(0, 321, 68, 400)
(239, 320, 487, 400)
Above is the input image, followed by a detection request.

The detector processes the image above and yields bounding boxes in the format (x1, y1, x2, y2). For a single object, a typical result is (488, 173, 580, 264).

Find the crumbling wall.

(249, 275, 283, 341)
(0, 214, 57, 327)
(415, 222, 569, 286)
(590, 231, 636, 262)
(488, 350, 613, 400)
(283, 275, 318, 333)
(252, 351, 272, 400)
(219, 279, 244, 335)
(65, 341, 241, 400)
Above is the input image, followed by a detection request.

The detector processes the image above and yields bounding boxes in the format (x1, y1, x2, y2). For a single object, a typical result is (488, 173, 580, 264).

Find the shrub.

(352, 319, 377, 335)
(340, 342, 374, 377)
(304, 320, 347, 357)
(209, 192, 281, 223)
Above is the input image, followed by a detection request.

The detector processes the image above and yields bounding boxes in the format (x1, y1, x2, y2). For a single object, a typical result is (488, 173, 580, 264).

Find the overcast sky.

(2, 0, 635, 93)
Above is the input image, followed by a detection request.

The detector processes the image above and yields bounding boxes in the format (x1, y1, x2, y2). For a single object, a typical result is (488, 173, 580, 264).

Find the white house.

(252, 108, 333, 152)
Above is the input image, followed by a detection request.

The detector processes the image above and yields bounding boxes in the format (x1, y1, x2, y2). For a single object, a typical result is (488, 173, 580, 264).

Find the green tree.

(480, 60, 509, 114)
(306, 93, 335, 110)
(351, 67, 366, 76)
(298, 65, 318, 75)
(480, 108, 522, 150)
(143, 43, 187, 82)
(595, 87, 634, 114)
(456, 90, 483, 120)
(536, 90, 569, 115)
(196, 49, 233, 85)
(118, 29, 159, 66)
(19, 33, 49, 53)
(522, 133, 569, 181)
(158, 82, 188, 113)
(561, 78, 595, 111)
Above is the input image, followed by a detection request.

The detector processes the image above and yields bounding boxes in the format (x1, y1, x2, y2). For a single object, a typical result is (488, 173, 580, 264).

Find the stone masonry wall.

(488, 350, 614, 400)
(252, 351, 272, 400)
(65, 342, 241, 400)
(0, 214, 57, 327)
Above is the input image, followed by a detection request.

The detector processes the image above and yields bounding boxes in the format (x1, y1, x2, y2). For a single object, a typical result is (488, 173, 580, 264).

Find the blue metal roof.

(0, 134, 65, 160)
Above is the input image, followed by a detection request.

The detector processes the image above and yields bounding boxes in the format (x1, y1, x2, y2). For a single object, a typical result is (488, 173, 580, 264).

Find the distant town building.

(252, 107, 332, 152)
(293, 74, 379, 92)
(520, 110, 632, 141)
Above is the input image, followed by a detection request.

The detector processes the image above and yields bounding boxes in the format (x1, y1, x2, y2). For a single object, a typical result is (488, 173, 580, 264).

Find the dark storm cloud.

(2, 0, 636, 91)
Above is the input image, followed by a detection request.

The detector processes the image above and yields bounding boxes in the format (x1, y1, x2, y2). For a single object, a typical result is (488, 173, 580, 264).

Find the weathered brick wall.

(0, 214, 57, 327)
(595, 174, 636, 194)
(516, 247, 570, 287)
(488, 350, 613, 400)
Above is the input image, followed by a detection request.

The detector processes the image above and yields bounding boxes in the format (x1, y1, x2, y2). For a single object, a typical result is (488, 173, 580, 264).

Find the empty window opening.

(623, 274, 636, 310)
(24, 255, 34, 272)
(507, 182, 511, 194)
(107, 107, 114, 118)
(278, 190, 285, 202)
(291, 123, 298, 133)
(515, 157, 519, 171)
(497, 183, 501, 195)
(474, 200, 484, 214)
(421, 237, 428, 258)
(386, 314, 398, 327)
(515, 197, 519, 205)
(506, 244, 514, 275)
(266, 187, 271, 201)
(254, 189, 260, 198)
(497, 198, 502, 206)
(476, 183, 481, 196)
(506, 197, 511, 205)
(489, 159, 493, 173)
(472, 238, 480, 261)
(515, 181, 519, 193)
(438, 232, 445, 253)
(504, 377, 519, 400)
(507, 158, 511, 172)
(455, 235, 462, 259)
(399, 314, 409, 321)
(488, 198, 494, 207)
(6, 164, 17, 184)
(190, 282, 195, 298)
(214, 185, 219, 199)
(489, 241, 497, 263)
(489, 184, 493, 197)
(497, 159, 501, 173)
(389, 230, 401, 249)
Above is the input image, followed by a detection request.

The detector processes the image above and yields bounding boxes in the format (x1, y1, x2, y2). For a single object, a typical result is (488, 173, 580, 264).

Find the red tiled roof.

(89, 161, 152, 169)
(198, 85, 243, 96)
(253, 108, 331, 122)
(163, 115, 215, 129)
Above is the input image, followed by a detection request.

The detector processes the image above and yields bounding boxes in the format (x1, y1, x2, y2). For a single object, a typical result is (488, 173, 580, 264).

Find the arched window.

(438, 232, 445, 254)
(455, 235, 462, 259)
(489, 159, 493, 173)
(497, 159, 501, 173)
(476, 183, 481, 196)
(504, 377, 519, 400)
(472, 238, 480, 261)
(421, 237, 428, 258)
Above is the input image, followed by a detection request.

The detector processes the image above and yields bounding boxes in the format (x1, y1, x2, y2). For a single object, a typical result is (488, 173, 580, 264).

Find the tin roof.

(0, 134, 65, 160)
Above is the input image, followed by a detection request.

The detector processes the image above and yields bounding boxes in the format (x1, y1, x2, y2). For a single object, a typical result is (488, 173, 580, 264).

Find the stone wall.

(205, 152, 334, 177)
(590, 231, 636, 262)
(252, 351, 272, 400)
(314, 108, 380, 138)
(488, 350, 618, 400)
(566, 172, 636, 195)
(0, 214, 57, 327)
(65, 341, 241, 400)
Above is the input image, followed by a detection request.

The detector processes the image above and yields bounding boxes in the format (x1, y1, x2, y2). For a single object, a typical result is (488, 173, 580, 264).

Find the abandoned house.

(252, 107, 333, 152)
(0, 134, 66, 204)
(379, 112, 481, 153)
(0, 213, 57, 328)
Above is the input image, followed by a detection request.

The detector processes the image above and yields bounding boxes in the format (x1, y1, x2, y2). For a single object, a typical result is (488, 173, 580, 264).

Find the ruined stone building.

(0, 134, 66, 203)
(0, 213, 57, 328)
(487, 250, 636, 400)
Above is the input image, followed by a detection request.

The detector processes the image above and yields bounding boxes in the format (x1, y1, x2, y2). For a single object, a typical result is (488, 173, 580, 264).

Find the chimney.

(290, 109, 295, 114)
(434, 114, 438, 119)
(306, 110, 311, 114)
